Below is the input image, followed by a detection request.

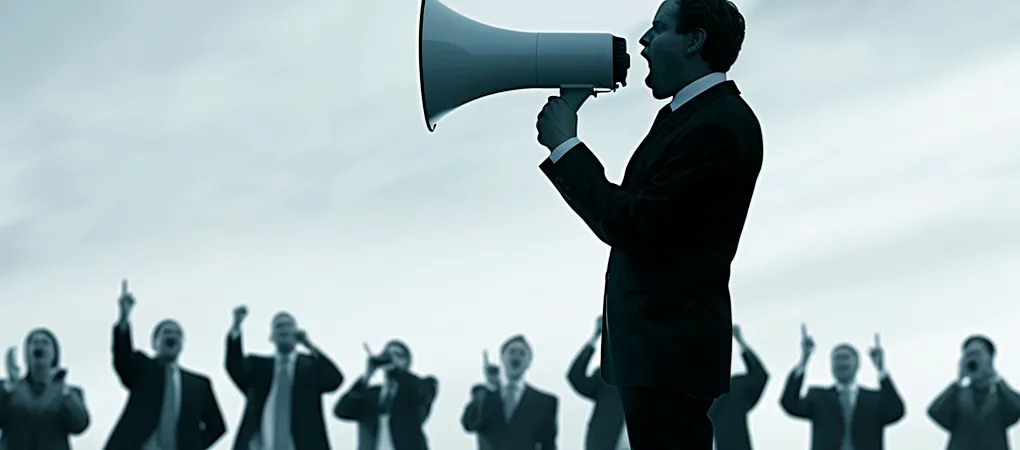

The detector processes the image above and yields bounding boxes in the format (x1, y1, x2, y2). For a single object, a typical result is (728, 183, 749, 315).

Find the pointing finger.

(483, 350, 490, 366)
(874, 333, 881, 347)
(121, 279, 128, 295)
(800, 323, 808, 338)
(362, 342, 372, 355)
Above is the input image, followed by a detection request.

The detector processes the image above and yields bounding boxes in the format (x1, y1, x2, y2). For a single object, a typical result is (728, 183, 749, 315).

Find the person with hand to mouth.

(461, 334, 558, 450)
(104, 279, 228, 450)
(0, 327, 90, 450)
(927, 334, 1020, 450)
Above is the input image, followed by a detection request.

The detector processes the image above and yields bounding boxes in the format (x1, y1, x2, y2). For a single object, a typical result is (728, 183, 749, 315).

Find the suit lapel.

(507, 386, 534, 425)
(623, 81, 740, 187)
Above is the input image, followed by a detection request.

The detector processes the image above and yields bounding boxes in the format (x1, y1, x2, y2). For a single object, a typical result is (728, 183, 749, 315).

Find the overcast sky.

(1, 0, 1019, 448)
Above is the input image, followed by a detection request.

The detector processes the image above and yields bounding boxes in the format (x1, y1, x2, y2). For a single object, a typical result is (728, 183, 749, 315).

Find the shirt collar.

(836, 381, 858, 394)
(669, 72, 727, 111)
(277, 351, 296, 364)
(503, 377, 525, 392)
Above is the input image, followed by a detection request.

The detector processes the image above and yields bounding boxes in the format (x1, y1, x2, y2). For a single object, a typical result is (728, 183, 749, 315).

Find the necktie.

(379, 383, 395, 415)
(274, 359, 293, 450)
(503, 385, 518, 421)
(157, 364, 178, 450)
(838, 389, 854, 450)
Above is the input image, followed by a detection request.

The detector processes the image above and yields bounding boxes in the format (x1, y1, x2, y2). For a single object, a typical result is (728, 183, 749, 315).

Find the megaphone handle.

(560, 87, 592, 112)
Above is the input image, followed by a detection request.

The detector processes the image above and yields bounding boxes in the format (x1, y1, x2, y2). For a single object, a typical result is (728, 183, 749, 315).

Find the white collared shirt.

(836, 382, 859, 410)
(617, 422, 630, 450)
(143, 363, 182, 450)
(548, 72, 728, 163)
(258, 351, 297, 450)
(376, 381, 398, 450)
(497, 377, 526, 420)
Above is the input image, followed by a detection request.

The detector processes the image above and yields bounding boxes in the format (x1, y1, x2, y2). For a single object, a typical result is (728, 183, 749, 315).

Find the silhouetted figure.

(567, 316, 627, 450)
(709, 325, 768, 450)
(225, 306, 344, 450)
(461, 335, 557, 450)
(0, 328, 89, 450)
(780, 326, 904, 450)
(533, 0, 760, 448)
(927, 334, 1020, 450)
(105, 281, 227, 450)
(334, 339, 438, 450)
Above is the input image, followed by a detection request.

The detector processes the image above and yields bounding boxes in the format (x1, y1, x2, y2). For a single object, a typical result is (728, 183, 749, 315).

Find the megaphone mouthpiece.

(418, 0, 629, 131)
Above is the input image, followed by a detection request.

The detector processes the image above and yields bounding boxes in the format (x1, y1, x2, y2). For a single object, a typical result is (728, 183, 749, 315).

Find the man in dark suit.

(105, 281, 227, 450)
(334, 339, 438, 450)
(710, 324, 768, 450)
(566, 316, 626, 450)
(780, 325, 905, 450)
(225, 305, 344, 450)
(461, 335, 558, 450)
(534, 0, 759, 448)
(927, 334, 1020, 450)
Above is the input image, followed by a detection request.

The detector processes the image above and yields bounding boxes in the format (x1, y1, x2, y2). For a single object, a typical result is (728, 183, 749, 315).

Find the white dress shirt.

(548, 72, 728, 163)
(836, 381, 859, 411)
(376, 381, 398, 450)
(492, 377, 526, 421)
(252, 352, 297, 450)
(143, 363, 182, 450)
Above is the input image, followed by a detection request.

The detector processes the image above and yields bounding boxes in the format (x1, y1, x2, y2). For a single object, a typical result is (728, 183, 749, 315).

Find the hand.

(799, 323, 815, 363)
(536, 96, 578, 151)
(868, 333, 884, 372)
(482, 351, 500, 387)
(732, 324, 745, 346)
(117, 279, 135, 321)
(5, 347, 20, 380)
(232, 305, 248, 328)
(295, 329, 309, 347)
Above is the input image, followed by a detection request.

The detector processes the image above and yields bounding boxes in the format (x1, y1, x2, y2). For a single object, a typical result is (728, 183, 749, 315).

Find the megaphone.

(417, 0, 630, 131)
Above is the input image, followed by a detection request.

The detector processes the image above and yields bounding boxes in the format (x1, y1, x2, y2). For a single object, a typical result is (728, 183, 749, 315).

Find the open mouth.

(509, 359, 522, 369)
(32, 349, 43, 358)
(165, 338, 178, 348)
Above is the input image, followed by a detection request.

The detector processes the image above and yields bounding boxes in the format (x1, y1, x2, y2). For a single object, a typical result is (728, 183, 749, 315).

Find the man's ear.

(685, 28, 707, 55)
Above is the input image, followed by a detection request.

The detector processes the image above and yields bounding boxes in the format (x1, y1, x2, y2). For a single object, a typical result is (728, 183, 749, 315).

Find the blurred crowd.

(0, 281, 1016, 450)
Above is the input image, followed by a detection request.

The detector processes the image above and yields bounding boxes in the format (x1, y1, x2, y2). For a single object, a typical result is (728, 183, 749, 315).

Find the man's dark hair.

(500, 334, 532, 355)
(675, 0, 745, 72)
(832, 343, 859, 358)
(151, 319, 181, 343)
(963, 334, 996, 357)
(385, 339, 412, 365)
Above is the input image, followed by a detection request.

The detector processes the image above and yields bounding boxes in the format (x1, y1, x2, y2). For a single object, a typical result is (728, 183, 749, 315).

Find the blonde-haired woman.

(0, 327, 90, 450)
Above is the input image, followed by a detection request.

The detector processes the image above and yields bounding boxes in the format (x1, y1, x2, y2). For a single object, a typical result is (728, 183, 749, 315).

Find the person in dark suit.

(710, 325, 768, 450)
(533, 1, 758, 448)
(0, 328, 89, 450)
(927, 334, 1020, 450)
(780, 325, 905, 450)
(461, 334, 558, 450)
(105, 281, 227, 450)
(334, 339, 438, 450)
(566, 316, 627, 450)
(225, 305, 344, 450)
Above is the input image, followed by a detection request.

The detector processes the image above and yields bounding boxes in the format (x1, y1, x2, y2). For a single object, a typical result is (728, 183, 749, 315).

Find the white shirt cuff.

(549, 137, 581, 163)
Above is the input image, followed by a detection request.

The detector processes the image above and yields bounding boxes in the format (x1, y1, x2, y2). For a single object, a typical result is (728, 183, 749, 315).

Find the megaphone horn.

(418, 0, 630, 132)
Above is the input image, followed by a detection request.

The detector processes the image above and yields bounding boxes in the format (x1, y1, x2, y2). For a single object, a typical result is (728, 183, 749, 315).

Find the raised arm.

(58, 385, 90, 435)
(333, 376, 372, 421)
(112, 287, 148, 390)
(994, 377, 1020, 426)
(537, 396, 559, 450)
(567, 321, 603, 401)
(868, 335, 905, 425)
(779, 367, 814, 419)
(538, 124, 745, 253)
(225, 306, 253, 392)
(460, 385, 498, 433)
(199, 377, 227, 450)
(416, 375, 439, 424)
(731, 325, 769, 411)
(926, 383, 960, 431)
(300, 336, 344, 394)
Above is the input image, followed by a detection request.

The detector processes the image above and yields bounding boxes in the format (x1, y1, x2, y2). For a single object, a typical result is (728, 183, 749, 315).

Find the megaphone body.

(418, 0, 630, 131)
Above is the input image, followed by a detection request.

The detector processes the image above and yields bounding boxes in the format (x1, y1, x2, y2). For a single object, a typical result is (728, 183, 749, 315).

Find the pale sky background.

(1, 0, 1019, 448)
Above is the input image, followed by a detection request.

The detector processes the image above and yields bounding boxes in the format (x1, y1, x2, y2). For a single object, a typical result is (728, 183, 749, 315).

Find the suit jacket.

(927, 380, 1020, 450)
(460, 384, 557, 450)
(780, 370, 905, 450)
(333, 369, 438, 450)
(566, 344, 624, 450)
(224, 333, 344, 450)
(0, 379, 89, 450)
(539, 81, 763, 396)
(105, 324, 227, 450)
(709, 349, 769, 450)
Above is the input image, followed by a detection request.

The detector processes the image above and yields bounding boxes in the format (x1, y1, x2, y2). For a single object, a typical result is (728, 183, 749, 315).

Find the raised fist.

(118, 280, 135, 318)
(232, 305, 248, 325)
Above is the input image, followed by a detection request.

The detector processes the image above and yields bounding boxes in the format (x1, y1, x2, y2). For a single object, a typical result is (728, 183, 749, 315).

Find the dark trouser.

(618, 386, 716, 450)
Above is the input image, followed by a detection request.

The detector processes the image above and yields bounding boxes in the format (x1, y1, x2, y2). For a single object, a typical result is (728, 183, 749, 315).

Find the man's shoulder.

(181, 368, 213, 384)
(526, 385, 558, 403)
